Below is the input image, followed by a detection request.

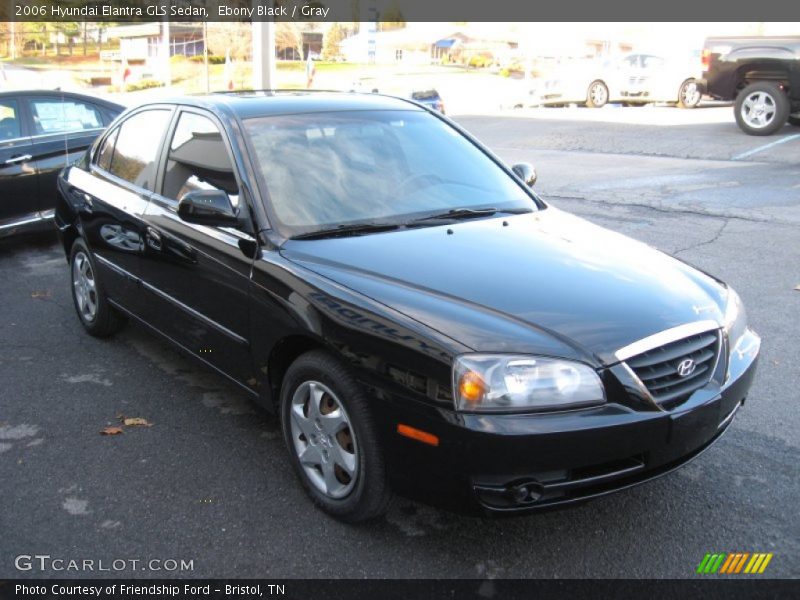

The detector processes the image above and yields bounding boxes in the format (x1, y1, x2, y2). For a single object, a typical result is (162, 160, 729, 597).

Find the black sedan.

(0, 90, 122, 238)
(54, 92, 760, 522)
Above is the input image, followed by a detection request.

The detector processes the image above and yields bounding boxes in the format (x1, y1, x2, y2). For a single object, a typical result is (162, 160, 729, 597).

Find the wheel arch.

(266, 333, 329, 409)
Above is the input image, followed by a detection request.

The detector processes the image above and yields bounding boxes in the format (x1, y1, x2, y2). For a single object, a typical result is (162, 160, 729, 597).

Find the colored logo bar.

(697, 553, 773, 574)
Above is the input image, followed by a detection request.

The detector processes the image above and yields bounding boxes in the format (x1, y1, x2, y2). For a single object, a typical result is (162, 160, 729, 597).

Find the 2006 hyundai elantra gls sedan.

(55, 91, 760, 522)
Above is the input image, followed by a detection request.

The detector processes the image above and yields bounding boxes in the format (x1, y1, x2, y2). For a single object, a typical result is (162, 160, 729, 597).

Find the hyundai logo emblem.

(677, 358, 696, 377)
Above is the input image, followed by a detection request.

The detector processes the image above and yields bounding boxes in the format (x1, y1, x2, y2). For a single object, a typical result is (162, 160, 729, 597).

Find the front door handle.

(4, 154, 32, 165)
(146, 227, 162, 251)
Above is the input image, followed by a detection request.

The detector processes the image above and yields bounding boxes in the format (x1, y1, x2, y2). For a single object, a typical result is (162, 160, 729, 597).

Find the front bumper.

(374, 329, 760, 515)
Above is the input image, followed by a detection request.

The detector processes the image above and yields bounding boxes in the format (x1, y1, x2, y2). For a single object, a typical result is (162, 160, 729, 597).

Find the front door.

(0, 97, 38, 233)
(140, 108, 256, 389)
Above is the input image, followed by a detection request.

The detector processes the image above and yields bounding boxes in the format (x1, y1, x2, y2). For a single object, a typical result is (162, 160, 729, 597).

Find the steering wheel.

(0, 118, 17, 140)
(398, 173, 444, 195)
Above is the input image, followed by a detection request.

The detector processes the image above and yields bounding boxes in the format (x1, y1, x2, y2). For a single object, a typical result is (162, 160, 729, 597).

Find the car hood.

(281, 208, 727, 366)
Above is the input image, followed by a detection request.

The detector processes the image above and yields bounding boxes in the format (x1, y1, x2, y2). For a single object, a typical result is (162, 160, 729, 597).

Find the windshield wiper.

(412, 206, 533, 222)
(290, 222, 401, 240)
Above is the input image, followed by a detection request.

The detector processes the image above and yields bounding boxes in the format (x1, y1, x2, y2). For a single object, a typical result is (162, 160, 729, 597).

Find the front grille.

(625, 330, 720, 407)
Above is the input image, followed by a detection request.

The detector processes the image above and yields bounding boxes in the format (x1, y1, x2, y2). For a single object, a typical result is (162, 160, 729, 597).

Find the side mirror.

(512, 163, 537, 187)
(177, 190, 238, 227)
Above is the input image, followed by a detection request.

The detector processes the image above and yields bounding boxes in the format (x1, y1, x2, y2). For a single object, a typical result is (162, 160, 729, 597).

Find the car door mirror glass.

(511, 162, 537, 187)
(177, 190, 239, 227)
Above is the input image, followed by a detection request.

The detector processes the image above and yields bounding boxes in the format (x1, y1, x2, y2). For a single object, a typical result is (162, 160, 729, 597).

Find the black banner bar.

(2, 579, 799, 600)
(0, 0, 798, 22)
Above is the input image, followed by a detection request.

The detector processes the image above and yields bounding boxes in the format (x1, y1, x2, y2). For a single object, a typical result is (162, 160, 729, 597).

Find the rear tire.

(69, 238, 125, 337)
(677, 79, 701, 108)
(734, 82, 790, 136)
(280, 350, 391, 523)
(586, 80, 609, 108)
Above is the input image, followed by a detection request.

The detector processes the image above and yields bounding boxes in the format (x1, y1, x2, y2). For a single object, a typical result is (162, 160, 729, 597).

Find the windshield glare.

(244, 110, 537, 236)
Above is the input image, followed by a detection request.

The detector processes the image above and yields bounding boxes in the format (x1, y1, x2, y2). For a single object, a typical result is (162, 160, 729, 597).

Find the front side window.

(0, 99, 21, 140)
(107, 109, 171, 189)
(30, 99, 104, 135)
(162, 111, 239, 207)
(244, 110, 536, 237)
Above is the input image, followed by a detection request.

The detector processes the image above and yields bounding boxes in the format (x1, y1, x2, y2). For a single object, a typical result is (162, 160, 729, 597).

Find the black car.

(0, 90, 122, 238)
(55, 91, 760, 522)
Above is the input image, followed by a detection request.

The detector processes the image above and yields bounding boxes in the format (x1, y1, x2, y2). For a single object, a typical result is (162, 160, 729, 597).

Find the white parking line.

(732, 133, 800, 161)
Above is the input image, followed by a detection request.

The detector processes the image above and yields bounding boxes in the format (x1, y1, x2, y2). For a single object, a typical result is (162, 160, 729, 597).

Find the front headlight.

(452, 354, 605, 413)
(723, 287, 748, 349)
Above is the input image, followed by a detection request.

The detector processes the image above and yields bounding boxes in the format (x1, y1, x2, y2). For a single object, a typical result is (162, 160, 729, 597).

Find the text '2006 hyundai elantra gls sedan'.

(55, 91, 760, 522)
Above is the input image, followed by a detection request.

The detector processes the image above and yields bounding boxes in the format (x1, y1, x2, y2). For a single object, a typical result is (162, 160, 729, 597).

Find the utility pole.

(161, 1, 171, 88)
(203, 21, 210, 92)
(10, 17, 16, 60)
(252, 21, 276, 90)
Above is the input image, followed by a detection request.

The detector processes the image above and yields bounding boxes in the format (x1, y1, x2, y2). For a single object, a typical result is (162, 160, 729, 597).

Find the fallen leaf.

(101, 426, 123, 436)
(122, 417, 152, 427)
(31, 290, 52, 299)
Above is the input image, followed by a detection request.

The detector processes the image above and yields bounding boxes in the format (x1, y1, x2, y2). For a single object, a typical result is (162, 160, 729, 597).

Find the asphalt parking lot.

(1, 107, 798, 579)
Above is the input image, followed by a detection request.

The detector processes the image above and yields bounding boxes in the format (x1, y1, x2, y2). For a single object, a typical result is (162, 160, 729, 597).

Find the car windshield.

(243, 110, 538, 237)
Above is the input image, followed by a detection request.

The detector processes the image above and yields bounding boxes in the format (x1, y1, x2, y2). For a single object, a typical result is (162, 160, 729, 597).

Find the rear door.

(140, 107, 257, 389)
(78, 107, 174, 316)
(25, 95, 111, 216)
(0, 97, 38, 231)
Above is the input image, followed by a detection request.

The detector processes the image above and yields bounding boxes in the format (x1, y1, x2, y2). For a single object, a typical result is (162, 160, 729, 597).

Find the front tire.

(280, 350, 391, 522)
(677, 79, 701, 108)
(586, 80, 609, 108)
(69, 238, 125, 337)
(734, 82, 790, 135)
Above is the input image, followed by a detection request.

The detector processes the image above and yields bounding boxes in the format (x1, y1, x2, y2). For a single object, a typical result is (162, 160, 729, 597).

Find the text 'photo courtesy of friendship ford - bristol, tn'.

(54, 90, 760, 522)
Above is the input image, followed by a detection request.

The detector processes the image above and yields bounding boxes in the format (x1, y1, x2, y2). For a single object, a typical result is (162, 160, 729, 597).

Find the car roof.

(158, 91, 424, 120)
(0, 89, 123, 111)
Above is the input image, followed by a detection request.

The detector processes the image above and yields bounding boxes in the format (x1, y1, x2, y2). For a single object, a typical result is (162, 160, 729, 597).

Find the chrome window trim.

(0, 210, 55, 231)
(0, 128, 105, 146)
(614, 319, 721, 363)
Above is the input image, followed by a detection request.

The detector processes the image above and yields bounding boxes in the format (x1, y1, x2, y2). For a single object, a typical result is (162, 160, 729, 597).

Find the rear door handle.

(4, 154, 32, 165)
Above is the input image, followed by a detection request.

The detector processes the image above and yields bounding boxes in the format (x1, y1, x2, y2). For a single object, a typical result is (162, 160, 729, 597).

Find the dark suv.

(56, 91, 759, 522)
(701, 36, 800, 135)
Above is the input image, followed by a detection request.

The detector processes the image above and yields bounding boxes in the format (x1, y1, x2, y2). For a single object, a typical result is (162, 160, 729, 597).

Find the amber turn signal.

(397, 424, 439, 447)
(459, 371, 486, 404)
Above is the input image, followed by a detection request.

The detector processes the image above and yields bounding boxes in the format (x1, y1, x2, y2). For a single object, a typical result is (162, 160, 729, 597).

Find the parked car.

(618, 53, 703, 108)
(0, 90, 122, 238)
(56, 92, 760, 522)
(409, 89, 445, 114)
(529, 58, 620, 108)
(700, 36, 800, 135)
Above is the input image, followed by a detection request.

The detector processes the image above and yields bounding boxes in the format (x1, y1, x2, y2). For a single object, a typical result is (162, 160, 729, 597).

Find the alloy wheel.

(680, 81, 701, 107)
(72, 251, 98, 322)
(589, 82, 608, 106)
(741, 91, 777, 129)
(289, 380, 358, 499)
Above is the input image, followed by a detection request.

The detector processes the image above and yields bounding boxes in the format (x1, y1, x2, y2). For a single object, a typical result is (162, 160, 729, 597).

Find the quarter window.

(96, 127, 119, 172)
(107, 109, 171, 189)
(29, 99, 104, 135)
(0, 99, 21, 140)
(162, 112, 239, 207)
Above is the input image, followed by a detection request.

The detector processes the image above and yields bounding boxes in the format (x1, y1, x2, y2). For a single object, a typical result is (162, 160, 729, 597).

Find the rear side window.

(107, 109, 171, 189)
(162, 111, 239, 208)
(30, 98, 104, 134)
(0, 99, 21, 140)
